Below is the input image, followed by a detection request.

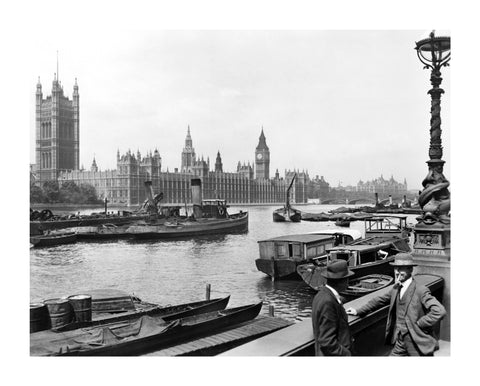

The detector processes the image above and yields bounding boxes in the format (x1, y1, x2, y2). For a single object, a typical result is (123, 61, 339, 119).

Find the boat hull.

(297, 257, 395, 291)
(255, 258, 300, 279)
(128, 212, 248, 239)
(273, 209, 301, 222)
(30, 233, 77, 247)
(301, 212, 331, 221)
(56, 295, 231, 332)
(30, 213, 156, 236)
(339, 274, 394, 302)
(30, 302, 263, 356)
(54, 225, 134, 240)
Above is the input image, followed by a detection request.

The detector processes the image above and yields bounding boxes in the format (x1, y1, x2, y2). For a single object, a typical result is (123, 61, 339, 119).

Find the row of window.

(40, 122, 75, 140)
(41, 152, 52, 169)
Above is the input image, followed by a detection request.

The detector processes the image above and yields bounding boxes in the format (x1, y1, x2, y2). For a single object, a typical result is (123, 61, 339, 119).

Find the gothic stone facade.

(34, 76, 309, 206)
(58, 129, 309, 206)
(35, 75, 79, 183)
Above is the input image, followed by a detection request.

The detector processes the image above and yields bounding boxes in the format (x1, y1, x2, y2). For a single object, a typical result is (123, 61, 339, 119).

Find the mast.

(286, 173, 296, 208)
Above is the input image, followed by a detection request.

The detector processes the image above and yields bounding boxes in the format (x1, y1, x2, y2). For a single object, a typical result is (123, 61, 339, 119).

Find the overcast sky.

(29, 30, 450, 190)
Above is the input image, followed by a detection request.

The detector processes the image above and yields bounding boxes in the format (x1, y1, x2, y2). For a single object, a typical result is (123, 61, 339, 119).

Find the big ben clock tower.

(255, 128, 270, 180)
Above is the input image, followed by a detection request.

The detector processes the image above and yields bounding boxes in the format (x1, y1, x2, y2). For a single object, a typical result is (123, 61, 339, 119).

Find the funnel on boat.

(191, 178, 203, 219)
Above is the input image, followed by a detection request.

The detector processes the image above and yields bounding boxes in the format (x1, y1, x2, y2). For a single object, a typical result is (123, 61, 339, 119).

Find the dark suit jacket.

(311, 286, 352, 356)
(356, 279, 446, 355)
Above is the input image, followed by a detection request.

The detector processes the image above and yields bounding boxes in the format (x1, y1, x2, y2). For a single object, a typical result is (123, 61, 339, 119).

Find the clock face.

(257, 153, 263, 160)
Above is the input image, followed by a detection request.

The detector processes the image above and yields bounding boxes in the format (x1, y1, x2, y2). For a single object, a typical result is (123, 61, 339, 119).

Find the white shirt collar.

(400, 277, 413, 299)
(325, 284, 342, 304)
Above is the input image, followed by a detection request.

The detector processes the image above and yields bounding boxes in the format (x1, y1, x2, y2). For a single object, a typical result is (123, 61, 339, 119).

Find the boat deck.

(142, 315, 293, 356)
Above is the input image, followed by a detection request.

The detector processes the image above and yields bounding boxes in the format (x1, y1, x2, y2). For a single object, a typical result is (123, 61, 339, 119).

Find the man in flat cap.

(311, 260, 354, 356)
(346, 253, 446, 356)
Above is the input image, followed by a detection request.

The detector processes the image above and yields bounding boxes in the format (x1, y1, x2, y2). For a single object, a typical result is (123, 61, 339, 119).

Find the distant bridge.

(321, 196, 414, 205)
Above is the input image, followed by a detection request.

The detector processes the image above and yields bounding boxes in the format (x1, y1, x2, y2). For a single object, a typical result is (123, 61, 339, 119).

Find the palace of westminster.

(32, 74, 408, 206)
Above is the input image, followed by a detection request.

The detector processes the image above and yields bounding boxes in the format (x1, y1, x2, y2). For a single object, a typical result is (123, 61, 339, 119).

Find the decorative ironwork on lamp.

(414, 30, 451, 226)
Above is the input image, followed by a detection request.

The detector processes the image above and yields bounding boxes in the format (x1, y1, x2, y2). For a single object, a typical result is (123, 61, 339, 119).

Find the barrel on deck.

(68, 294, 92, 322)
(30, 303, 50, 333)
(45, 298, 73, 330)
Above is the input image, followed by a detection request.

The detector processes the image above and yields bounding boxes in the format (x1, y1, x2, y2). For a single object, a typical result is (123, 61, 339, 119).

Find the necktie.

(396, 283, 403, 299)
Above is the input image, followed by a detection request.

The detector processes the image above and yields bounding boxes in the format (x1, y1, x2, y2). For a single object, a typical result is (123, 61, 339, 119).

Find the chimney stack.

(191, 178, 203, 219)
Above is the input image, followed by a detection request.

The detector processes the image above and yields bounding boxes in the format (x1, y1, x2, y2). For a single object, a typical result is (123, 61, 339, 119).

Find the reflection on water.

(30, 205, 418, 322)
(255, 277, 315, 321)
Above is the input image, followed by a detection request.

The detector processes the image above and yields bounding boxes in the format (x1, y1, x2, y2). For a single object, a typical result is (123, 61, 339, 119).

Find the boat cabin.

(364, 216, 410, 238)
(201, 199, 229, 219)
(258, 234, 337, 263)
(308, 229, 362, 245)
(325, 244, 392, 268)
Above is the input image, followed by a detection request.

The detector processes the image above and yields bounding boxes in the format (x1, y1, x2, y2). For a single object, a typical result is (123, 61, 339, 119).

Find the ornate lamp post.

(414, 30, 451, 227)
(413, 30, 450, 340)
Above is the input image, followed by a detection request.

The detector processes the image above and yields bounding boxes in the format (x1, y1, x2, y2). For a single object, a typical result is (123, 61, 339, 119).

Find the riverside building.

(57, 129, 310, 206)
(58, 128, 310, 205)
(35, 75, 79, 182)
(33, 75, 310, 205)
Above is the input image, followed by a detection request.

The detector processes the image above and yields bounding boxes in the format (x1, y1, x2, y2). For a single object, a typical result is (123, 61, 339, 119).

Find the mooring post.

(206, 284, 211, 300)
(269, 305, 274, 317)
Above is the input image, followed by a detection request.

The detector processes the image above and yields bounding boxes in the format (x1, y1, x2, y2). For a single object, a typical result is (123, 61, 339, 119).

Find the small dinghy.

(30, 232, 77, 247)
(340, 274, 394, 301)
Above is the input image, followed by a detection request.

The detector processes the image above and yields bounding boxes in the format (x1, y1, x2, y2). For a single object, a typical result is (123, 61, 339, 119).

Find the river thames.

(30, 205, 418, 322)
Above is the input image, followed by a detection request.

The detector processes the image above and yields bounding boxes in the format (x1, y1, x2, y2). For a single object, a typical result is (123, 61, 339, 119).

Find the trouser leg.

(389, 333, 408, 356)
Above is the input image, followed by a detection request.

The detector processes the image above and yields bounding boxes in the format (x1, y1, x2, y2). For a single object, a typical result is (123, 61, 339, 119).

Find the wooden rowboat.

(30, 302, 263, 356)
(29, 233, 77, 247)
(31, 288, 230, 333)
(59, 295, 231, 331)
(340, 274, 394, 302)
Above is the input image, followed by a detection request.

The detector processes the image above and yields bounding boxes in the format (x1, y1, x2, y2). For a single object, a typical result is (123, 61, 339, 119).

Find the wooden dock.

(143, 315, 293, 356)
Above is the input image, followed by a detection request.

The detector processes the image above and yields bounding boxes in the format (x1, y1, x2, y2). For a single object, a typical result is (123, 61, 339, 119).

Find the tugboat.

(273, 173, 301, 222)
(127, 178, 248, 239)
(30, 181, 164, 236)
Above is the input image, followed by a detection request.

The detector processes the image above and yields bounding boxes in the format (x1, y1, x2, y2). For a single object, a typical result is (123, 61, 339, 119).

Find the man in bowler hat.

(311, 260, 354, 356)
(346, 253, 446, 356)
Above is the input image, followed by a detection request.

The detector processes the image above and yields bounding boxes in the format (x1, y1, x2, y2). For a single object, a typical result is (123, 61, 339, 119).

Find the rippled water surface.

(30, 205, 417, 322)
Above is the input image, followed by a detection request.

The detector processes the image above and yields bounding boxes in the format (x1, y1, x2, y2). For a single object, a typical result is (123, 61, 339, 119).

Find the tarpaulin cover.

(30, 315, 179, 356)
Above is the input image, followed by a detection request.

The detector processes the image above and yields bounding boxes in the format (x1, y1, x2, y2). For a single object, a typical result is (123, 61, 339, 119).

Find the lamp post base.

(412, 223, 450, 341)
